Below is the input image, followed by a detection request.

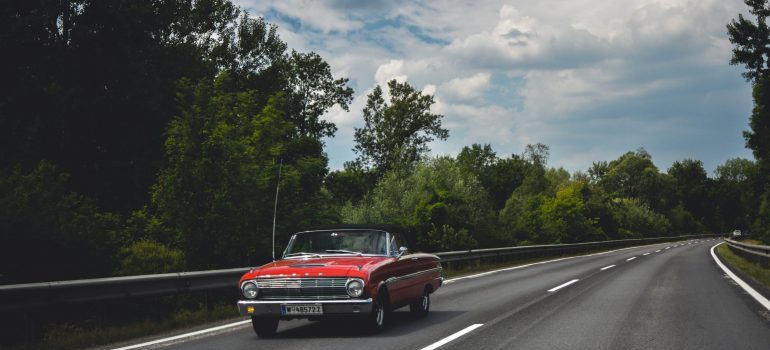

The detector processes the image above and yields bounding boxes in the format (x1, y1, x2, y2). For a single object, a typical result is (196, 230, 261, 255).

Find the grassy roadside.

(11, 304, 241, 350)
(717, 243, 770, 289)
(11, 240, 689, 350)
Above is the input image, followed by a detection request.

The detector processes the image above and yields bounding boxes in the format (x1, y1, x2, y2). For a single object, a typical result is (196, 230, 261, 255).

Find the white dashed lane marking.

(548, 279, 579, 292)
(420, 324, 484, 350)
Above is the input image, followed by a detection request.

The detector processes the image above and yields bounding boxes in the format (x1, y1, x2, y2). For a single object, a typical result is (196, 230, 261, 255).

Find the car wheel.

(409, 286, 430, 317)
(251, 316, 279, 337)
(368, 293, 388, 333)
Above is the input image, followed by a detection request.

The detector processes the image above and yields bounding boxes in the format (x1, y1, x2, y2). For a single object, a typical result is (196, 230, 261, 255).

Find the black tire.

(368, 292, 388, 333)
(409, 287, 430, 317)
(251, 316, 279, 337)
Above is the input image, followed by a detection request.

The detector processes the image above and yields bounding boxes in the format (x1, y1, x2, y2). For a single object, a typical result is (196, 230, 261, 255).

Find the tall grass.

(718, 244, 770, 289)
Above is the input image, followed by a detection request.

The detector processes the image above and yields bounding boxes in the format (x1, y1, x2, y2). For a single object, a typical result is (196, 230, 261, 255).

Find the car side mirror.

(398, 246, 408, 257)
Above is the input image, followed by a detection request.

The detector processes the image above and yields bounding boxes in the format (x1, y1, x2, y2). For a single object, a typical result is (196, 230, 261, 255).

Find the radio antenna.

(272, 158, 283, 261)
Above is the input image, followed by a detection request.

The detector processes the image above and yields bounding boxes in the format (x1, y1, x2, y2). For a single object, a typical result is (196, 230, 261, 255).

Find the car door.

(381, 233, 430, 308)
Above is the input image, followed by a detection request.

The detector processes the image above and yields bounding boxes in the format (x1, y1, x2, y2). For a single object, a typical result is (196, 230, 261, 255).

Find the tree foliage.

(457, 144, 527, 210)
(116, 240, 185, 276)
(728, 0, 770, 82)
(729, 0, 770, 242)
(284, 51, 354, 138)
(353, 80, 449, 174)
(0, 0, 356, 281)
(0, 0, 244, 211)
(745, 77, 770, 183)
(539, 182, 605, 244)
(611, 198, 671, 238)
(150, 74, 337, 269)
(341, 157, 488, 251)
(0, 162, 123, 283)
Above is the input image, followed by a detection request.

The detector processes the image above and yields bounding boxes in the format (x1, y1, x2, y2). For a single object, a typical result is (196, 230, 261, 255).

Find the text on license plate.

(282, 304, 323, 315)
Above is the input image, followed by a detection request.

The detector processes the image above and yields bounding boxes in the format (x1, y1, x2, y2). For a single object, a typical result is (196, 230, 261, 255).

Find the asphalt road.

(135, 239, 770, 350)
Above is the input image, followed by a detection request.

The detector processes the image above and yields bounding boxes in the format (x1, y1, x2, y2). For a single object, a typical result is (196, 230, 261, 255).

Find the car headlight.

(346, 279, 364, 298)
(242, 281, 258, 299)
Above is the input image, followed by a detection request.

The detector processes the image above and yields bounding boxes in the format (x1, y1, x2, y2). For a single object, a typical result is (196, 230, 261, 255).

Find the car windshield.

(284, 230, 388, 257)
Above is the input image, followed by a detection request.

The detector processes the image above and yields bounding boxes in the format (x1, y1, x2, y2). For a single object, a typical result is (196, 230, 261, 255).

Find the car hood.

(252, 256, 389, 278)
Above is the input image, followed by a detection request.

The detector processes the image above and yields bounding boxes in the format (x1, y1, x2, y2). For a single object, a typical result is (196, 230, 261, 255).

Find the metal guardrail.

(0, 234, 718, 311)
(724, 238, 770, 264)
(435, 235, 716, 262)
(0, 268, 249, 311)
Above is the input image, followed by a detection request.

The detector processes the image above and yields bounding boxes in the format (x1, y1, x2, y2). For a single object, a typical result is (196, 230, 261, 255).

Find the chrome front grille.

(255, 278, 350, 300)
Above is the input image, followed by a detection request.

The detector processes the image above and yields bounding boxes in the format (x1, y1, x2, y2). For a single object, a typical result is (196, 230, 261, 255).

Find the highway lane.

(448, 239, 770, 350)
(129, 239, 770, 350)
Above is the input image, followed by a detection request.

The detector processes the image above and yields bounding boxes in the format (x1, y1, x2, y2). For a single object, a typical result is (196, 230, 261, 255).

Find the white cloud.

(374, 60, 408, 85)
(440, 73, 491, 102)
(238, 0, 754, 172)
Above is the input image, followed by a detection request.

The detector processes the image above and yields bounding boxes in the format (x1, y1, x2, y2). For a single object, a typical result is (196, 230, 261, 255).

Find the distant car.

(732, 230, 742, 238)
(236, 226, 443, 337)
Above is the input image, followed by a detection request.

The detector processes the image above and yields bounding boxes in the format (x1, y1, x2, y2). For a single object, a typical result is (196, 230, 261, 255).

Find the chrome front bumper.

(238, 298, 373, 317)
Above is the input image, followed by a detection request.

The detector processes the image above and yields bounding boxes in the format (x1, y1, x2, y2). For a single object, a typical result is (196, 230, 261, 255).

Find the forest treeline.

(0, 0, 768, 284)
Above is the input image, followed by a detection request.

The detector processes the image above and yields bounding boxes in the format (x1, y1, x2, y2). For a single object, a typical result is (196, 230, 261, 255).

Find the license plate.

(281, 304, 323, 315)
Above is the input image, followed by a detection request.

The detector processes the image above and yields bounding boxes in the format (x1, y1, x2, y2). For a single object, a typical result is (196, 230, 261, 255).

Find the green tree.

(728, 0, 770, 242)
(353, 80, 449, 174)
(539, 182, 605, 244)
(0, 162, 123, 284)
(0, 0, 242, 211)
(457, 144, 527, 210)
(714, 158, 756, 231)
(325, 162, 378, 205)
(0, 1, 357, 276)
(611, 198, 671, 238)
(588, 161, 609, 183)
(744, 78, 770, 181)
(668, 159, 711, 229)
(0, 1, 350, 215)
(283, 51, 354, 138)
(715, 157, 756, 183)
(341, 157, 488, 251)
(457, 144, 498, 171)
(669, 203, 704, 234)
(499, 185, 549, 245)
(519, 143, 551, 196)
(151, 74, 333, 269)
(599, 149, 672, 212)
(116, 240, 185, 276)
(727, 0, 770, 82)
(546, 167, 571, 192)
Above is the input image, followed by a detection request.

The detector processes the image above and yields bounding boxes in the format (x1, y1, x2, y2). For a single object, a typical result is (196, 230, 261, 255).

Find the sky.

(234, 0, 755, 175)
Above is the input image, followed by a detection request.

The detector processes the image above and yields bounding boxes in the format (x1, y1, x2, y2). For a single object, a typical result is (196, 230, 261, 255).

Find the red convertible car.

(237, 226, 443, 337)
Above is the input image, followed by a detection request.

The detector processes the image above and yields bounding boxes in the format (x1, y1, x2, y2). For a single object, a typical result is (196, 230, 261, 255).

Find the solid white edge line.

(110, 320, 251, 350)
(710, 242, 770, 312)
(600, 265, 616, 271)
(548, 279, 579, 292)
(626, 257, 636, 261)
(420, 324, 484, 350)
